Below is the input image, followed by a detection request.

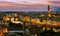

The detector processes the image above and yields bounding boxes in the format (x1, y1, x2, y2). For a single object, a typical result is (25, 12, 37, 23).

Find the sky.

(0, 0, 60, 11)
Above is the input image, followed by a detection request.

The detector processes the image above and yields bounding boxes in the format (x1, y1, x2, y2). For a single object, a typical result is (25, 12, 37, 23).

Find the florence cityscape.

(0, 0, 60, 36)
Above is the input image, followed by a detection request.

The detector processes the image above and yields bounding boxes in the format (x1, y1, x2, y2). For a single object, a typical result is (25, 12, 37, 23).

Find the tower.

(48, 5, 50, 17)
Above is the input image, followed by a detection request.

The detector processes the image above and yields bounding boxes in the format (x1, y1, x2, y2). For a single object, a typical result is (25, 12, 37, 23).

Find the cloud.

(48, 0, 60, 6)
(0, 0, 59, 5)
(0, 0, 60, 7)
(48, 0, 59, 1)
(0, 0, 60, 11)
(0, 2, 47, 8)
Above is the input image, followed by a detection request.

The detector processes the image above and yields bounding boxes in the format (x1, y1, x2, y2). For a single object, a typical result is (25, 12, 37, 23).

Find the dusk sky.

(0, 0, 60, 11)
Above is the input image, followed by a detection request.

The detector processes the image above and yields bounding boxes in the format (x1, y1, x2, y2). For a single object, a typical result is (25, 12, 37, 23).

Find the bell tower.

(48, 5, 50, 17)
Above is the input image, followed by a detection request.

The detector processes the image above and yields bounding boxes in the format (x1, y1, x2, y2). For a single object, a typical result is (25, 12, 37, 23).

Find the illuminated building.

(3, 15, 10, 21)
